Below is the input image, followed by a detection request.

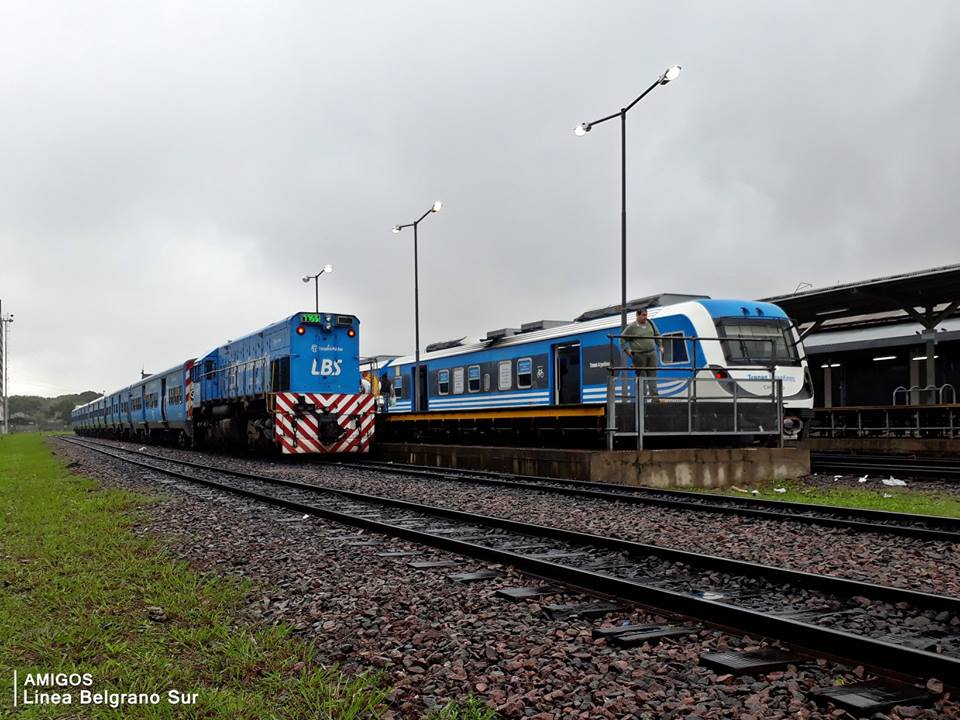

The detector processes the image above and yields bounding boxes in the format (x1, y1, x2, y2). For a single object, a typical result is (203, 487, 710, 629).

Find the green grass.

(426, 697, 499, 720)
(0, 433, 393, 718)
(701, 477, 960, 517)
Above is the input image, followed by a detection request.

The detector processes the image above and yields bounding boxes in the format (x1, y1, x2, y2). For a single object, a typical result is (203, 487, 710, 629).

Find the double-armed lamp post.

(302, 264, 334, 313)
(575, 64, 682, 330)
(393, 200, 443, 412)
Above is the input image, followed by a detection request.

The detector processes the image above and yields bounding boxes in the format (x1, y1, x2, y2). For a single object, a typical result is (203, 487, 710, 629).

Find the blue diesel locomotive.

(369, 295, 813, 444)
(72, 312, 375, 454)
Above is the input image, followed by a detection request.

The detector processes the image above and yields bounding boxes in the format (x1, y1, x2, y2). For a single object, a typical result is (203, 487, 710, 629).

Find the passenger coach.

(371, 295, 813, 445)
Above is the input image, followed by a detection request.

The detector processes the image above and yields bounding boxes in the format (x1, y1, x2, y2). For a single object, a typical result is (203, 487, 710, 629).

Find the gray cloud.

(2, 0, 958, 394)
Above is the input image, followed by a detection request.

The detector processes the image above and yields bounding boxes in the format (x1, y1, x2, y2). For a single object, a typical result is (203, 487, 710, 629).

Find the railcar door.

(417, 365, 429, 412)
(554, 343, 581, 405)
(160, 379, 167, 422)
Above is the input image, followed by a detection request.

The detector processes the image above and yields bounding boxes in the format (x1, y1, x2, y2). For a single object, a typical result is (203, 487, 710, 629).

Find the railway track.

(62, 436, 960, 682)
(811, 452, 960, 480)
(328, 459, 960, 543)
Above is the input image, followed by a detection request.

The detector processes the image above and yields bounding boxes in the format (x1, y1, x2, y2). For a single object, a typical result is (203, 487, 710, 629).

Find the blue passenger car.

(374, 296, 813, 442)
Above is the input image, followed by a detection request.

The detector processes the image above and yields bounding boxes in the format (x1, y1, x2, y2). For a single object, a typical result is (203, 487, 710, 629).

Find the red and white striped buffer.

(273, 392, 376, 454)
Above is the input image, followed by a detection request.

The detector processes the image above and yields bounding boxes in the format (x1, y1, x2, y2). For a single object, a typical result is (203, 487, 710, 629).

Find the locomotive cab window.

(661, 333, 690, 364)
(517, 357, 533, 389)
(467, 365, 480, 393)
(438, 369, 449, 395)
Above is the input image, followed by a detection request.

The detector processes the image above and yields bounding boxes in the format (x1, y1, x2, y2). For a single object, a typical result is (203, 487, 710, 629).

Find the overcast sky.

(2, 1, 958, 396)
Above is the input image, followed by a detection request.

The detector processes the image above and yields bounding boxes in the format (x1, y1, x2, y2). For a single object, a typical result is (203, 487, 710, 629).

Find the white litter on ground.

(773, 487, 787, 493)
(882, 476, 907, 487)
(858, 475, 869, 483)
(882, 493, 893, 499)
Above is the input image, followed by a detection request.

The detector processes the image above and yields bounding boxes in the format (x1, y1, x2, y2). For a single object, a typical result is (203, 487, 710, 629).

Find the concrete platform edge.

(371, 443, 810, 489)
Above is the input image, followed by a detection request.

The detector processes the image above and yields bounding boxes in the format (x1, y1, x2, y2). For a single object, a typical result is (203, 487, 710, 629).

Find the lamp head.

(574, 122, 591, 136)
(660, 65, 682, 85)
(432, 200, 443, 213)
(392, 225, 401, 234)
(302, 276, 310, 283)
(323, 264, 333, 274)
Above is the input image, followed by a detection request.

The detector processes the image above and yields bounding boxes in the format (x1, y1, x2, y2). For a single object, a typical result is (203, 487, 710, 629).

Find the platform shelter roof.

(764, 264, 960, 328)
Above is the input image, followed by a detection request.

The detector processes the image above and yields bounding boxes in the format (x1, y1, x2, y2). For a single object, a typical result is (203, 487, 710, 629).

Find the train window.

(438, 369, 449, 395)
(498, 361, 511, 391)
(661, 333, 690, 364)
(716, 318, 800, 366)
(517, 357, 532, 389)
(394, 375, 403, 399)
(453, 367, 465, 395)
(467, 365, 480, 393)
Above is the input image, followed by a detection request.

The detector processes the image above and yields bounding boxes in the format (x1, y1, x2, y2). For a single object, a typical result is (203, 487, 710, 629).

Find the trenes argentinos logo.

(12, 671, 198, 709)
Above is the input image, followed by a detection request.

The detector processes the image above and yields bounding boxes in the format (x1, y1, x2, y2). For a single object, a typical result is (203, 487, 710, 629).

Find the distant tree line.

(7, 392, 101, 430)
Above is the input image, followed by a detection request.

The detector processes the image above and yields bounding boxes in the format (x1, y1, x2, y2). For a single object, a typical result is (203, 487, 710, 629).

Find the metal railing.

(810, 405, 958, 439)
(604, 365, 785, 450)
(892, 383, 957, 406)
(603, 332, 787, 450)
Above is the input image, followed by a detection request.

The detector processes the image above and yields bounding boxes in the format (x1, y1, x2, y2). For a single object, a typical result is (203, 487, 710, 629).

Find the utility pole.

(0, 300, 11, 435)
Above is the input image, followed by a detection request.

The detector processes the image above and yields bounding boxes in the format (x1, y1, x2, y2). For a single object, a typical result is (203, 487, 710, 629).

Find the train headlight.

(347, 328, 356, 338)
(296, 325, 306, 335)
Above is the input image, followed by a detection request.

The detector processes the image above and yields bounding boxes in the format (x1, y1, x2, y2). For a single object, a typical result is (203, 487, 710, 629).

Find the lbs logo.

(311, 358, 343, 377)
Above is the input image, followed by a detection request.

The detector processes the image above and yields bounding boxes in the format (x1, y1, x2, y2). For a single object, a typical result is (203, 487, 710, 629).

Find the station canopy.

(763, 263, 960, 334)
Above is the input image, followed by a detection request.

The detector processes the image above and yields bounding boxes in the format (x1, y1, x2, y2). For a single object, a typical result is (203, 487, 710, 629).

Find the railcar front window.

(717, 319, 799, 365)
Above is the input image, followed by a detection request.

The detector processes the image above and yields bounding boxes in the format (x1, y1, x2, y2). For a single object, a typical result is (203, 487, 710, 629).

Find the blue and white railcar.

(378, 298, 813, 436)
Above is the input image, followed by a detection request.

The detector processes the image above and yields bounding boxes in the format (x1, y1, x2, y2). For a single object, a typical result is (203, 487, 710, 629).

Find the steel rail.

(811, 452, 960, 480)
(61, 436, 960, 681)
(327, 459, 960, 542)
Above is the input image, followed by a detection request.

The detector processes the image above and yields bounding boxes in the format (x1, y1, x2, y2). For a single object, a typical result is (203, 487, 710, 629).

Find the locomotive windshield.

(715, 317, 800, 366)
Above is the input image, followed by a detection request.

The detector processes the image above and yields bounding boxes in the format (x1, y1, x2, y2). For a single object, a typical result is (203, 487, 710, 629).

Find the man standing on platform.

(620, 308, 663, 399)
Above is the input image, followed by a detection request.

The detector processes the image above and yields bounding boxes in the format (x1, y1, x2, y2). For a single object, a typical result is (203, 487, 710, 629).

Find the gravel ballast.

(54, 439, 959, 719)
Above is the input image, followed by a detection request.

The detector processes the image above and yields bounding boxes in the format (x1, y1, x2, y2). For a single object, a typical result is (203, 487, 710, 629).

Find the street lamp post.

(301, 264, 334, 313)
(392, 200, 443, 412)
(575, 64, 682, 331)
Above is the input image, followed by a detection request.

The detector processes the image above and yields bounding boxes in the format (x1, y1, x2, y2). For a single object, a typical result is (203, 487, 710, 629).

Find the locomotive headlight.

(347, 328, 356, 337)
(296, 325, 306, 335)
